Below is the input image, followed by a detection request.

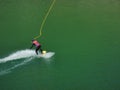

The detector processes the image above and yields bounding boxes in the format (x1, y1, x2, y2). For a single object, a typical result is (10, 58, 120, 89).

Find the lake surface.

(0, 0, 120, 90)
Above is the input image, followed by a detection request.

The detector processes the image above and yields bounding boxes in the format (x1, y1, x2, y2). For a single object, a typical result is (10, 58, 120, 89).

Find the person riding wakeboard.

(30, 39, 43, 55)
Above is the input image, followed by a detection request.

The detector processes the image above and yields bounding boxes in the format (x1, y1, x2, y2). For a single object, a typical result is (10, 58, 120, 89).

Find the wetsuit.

(30, 40, 43, 55)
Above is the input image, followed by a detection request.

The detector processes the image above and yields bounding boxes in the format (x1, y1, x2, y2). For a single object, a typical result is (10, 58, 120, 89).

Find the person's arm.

(30, 44, 34, 49)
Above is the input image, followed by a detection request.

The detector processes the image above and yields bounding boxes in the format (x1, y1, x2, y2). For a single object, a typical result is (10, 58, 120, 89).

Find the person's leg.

(35, 46, 40, 55)
(40, 46, 43, 53)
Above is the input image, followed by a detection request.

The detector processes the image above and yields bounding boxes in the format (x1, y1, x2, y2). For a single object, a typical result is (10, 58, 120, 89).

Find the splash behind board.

(39, 52, 55, 59)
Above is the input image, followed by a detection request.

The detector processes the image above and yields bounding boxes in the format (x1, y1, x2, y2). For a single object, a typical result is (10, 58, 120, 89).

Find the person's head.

(32, 39, 35, 42)
(31, 39, 35, 43)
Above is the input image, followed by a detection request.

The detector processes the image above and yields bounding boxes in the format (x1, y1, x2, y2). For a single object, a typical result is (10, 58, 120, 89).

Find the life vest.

(33, 40, 40, 47)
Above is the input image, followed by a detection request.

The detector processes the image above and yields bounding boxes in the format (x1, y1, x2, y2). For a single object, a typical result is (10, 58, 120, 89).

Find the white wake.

(0, 49, 36, 63)
(0, 49, 55, 76)
(0, 49, 55, 63)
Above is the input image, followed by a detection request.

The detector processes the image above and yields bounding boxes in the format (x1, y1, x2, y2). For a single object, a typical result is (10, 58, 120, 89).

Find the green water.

(0, 0, 120, 90)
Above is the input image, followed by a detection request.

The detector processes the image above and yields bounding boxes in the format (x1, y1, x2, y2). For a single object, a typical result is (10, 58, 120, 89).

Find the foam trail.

(0, 49, 36, 63)
(0, 49, 55, 76)
(0, 57, 33, 76)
